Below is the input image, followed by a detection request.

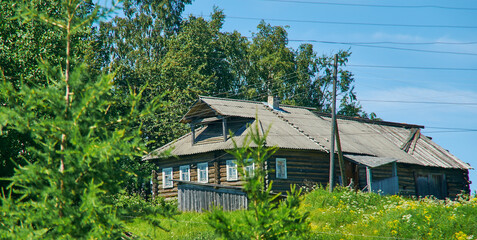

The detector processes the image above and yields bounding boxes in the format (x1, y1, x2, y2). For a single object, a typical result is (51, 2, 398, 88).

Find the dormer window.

(190, 117, 253, 145)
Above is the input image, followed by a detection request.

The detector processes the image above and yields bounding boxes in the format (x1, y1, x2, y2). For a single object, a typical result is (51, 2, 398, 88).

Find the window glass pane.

(162, 168, 173, 188)
(227, 160, 237, 181)
(180, 165, 190, 181)
(245, 159, 254, 177)
(276, 158, 287, 179)
(197, 162, 208, 183)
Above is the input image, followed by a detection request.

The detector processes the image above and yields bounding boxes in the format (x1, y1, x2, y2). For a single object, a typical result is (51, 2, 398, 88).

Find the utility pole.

(329, 54, 338, 192)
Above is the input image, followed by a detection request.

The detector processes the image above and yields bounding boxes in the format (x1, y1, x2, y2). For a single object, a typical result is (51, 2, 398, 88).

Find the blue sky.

(181, 0, 477, 192)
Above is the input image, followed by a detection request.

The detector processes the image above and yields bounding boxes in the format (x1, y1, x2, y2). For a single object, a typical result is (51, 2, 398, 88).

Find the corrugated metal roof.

(145, 96, 471, 170)
(344, 154, 397, 168)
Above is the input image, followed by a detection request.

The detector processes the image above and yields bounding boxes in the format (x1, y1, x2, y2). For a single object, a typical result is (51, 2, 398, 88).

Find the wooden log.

(151, 170, 157, 200)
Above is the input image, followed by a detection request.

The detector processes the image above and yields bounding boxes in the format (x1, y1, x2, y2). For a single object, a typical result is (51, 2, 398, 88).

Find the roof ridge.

(200, 95, 320, 110)
(200, 96, 424, 128)
(262, 104, 329, 153)
(199, 96, 264, 105)
(312, 112, 425, 129)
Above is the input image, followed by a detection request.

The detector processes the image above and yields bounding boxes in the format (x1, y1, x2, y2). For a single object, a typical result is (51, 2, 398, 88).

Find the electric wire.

(287, 39, 477, 46)
(227, 16, 477, 29)
(235, 36, 477, 57)
(288, 40, 477, 56)
(261, 0, 477, 11)
(348, 64, 477, 71)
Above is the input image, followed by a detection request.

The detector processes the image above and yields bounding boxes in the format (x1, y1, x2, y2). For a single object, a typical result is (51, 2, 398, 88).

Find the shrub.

(207, 121, 309, 239)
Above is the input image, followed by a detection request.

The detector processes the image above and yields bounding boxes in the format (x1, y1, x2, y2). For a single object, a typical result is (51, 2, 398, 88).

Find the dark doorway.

(415, 173, 447, 199)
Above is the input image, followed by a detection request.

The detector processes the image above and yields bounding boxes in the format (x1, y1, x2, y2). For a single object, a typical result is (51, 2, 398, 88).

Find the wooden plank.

(214, 160, 220, 184)
(366, 167, 372, 192)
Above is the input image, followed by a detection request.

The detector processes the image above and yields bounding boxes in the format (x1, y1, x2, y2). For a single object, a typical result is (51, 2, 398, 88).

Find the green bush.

(207, 121, 310, 240)
(113, 192, 178, 219)
(304, 186, 477, 240)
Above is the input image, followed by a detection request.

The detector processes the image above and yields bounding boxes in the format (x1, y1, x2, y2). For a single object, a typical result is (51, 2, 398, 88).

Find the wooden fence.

(175, 180, 248, 212)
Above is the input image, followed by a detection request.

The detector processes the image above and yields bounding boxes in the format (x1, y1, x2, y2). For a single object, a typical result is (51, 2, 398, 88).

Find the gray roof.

(344, 154, 397, 168)
(145, 96, 471, 170)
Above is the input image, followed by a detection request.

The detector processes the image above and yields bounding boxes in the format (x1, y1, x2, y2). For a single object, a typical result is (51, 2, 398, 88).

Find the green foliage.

(0, 0, 161, 238)
(124, 187, 477, 240)
(207, 122, 310, 240)
(112, 192, 178, 236)
(100, 0, 196, 150)
(113, 192, 177, 219)
(304, 186, 477, 239)
(0, 0, 104, 191)
(101, 4, 373, 153)
(124, 211, 217, 240)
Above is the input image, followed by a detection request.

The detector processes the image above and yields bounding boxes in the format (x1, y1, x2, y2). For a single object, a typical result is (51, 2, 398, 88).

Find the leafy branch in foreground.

(207, 120, 309, 240)
(0, 0, 164, 239)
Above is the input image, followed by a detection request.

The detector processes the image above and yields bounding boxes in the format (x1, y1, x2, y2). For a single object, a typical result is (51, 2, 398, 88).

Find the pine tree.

(207, 121, 309, 239)
(0, 1, 160, 238)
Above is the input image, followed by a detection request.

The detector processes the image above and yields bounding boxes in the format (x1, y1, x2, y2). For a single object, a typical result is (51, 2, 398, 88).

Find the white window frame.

(276, 158, 287, 179)
(162, 167, 173, 188)
(226, 160, 238, 181)
(244, 159, 255, 178)
(197, 162, 208, 183)
(180, 165, 190, 181)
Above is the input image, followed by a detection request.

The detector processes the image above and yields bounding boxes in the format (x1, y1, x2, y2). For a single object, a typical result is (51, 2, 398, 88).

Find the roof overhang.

(180, 98, 221, 124)
(344, 154, 398, 168)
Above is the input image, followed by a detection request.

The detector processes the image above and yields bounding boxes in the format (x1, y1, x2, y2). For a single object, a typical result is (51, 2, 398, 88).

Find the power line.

(348, 64, 477, 71)
(228, 16, 477, 29)
(426, 126, 477, 132)
(352, 99, 477, 106)
(287, 39, 477, 56)
(287, 39, 477, 46)
(117, 53, 477, 71)
(242, 36, 477, 56)
(237, 35, 477, 56)
(262, 0, 477, 11)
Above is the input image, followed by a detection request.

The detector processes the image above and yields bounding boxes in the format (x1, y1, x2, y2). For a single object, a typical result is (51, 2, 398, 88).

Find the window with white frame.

(162, 167, 173, 188)
(226, 160, 238, 181)
(197, 162, 208, 183)
(276, 158, 287, 179)
(180, 165, 190, 181)
(244, 159, 255, 178)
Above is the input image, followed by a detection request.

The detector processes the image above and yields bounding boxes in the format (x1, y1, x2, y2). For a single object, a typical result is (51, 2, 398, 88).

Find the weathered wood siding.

(268, 150, 334, 192)
(356, 163, 469, 199)
(357, 164, 395, 191)
(152, 149, 470, 200)
(177, 181, 248, 212)
(153, 149, 341, 197)
(396, 164, 470, 199)
(154, 152, 216, 198)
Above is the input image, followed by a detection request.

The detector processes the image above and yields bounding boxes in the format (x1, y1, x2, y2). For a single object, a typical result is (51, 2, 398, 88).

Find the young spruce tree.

(207, 121, 310, 240)
(0, 0, 160, 238)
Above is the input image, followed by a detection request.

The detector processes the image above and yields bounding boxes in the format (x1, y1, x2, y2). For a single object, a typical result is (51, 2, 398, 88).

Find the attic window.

(193, 117, 253, 145)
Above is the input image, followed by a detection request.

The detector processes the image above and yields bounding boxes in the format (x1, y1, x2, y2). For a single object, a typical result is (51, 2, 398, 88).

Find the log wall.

(268, 150, 332, 192)
(357, 163, 470, 199)
(396, 164, 470, 199)
(152, 150, 470, 200)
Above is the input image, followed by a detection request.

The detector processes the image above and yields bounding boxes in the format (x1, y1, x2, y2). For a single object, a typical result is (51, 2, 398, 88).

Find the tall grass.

(304, 186, 477, 240)
(125, 187, 477, 239)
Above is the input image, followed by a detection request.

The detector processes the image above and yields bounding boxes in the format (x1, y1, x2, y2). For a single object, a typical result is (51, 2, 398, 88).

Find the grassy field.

(124, 187, 477, 239)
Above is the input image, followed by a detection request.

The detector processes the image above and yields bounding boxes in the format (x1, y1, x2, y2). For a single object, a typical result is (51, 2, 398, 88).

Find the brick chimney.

(268, 95, 279, 109)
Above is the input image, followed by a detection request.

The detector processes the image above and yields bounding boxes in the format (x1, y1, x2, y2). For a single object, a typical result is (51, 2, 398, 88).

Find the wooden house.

(144, 96, 471, 200)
